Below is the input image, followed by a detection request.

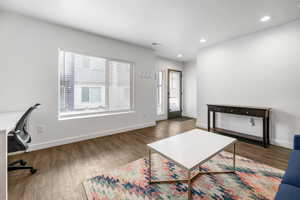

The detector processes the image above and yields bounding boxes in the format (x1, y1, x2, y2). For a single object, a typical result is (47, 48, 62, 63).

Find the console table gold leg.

(148, 144, 237, 199)
(148, 149, 151, 184)
(233, 143, 236, 171)
(188, 170, 192, 200)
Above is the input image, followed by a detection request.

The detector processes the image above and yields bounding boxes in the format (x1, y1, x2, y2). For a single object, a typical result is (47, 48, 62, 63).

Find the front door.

(168, 69, 182, 119)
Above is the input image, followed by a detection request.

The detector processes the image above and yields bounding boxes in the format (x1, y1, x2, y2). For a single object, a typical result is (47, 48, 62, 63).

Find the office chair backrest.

(13, 103, 41, 149)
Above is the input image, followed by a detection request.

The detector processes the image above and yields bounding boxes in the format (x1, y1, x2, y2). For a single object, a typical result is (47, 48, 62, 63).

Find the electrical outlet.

(36, 125, 46, 134)
(249, 118, 255, 126)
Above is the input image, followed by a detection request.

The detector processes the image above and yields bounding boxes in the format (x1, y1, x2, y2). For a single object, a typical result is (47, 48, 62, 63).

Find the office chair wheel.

(20, 160, 27, 166)
(30, 168, 37, 174)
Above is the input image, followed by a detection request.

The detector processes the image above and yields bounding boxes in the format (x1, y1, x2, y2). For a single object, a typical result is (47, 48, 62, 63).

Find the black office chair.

(7, 103, 41, 174)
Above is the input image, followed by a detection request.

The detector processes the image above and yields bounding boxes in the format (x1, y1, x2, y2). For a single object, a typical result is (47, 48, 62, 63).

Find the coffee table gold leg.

(188, 170, 192, 200)
(149, 149, 151, 184)
(233, 143, 236, 171)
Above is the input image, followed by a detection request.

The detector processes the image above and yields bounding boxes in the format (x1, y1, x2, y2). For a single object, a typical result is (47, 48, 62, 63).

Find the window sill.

(59, 110, 135, 121)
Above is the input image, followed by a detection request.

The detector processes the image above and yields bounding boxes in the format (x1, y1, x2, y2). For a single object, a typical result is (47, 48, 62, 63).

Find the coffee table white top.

(147, 129, 236, 170)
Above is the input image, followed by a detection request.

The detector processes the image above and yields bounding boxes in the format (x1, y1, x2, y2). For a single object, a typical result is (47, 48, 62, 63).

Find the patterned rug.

(83, 152, 283, 200)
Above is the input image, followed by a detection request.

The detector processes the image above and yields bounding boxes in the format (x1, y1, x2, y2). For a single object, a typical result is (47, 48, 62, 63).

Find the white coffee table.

(147, 129, 237, 200)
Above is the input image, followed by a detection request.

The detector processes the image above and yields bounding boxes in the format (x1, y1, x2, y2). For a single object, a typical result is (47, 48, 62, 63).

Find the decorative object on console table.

(207, 104, 271, 148)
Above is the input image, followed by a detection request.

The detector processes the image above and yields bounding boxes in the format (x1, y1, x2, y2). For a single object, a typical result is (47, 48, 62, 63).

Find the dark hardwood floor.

(8, 119, 291, 200)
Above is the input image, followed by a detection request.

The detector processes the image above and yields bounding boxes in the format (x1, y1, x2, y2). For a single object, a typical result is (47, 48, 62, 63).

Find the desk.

(0, 112, 23, 200)
(207, 104, 271, 148)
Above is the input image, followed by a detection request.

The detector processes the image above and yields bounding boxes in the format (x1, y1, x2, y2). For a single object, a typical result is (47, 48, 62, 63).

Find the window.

(81, 87, 102, 103)
(59, 50, 133, 118)
(157, 71, 164, 115)
(90, 87, 102, 103)
(81, 87, 90, 102)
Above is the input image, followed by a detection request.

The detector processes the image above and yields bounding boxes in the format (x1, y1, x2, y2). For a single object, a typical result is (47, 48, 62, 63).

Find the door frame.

(167, 69, 183, 119)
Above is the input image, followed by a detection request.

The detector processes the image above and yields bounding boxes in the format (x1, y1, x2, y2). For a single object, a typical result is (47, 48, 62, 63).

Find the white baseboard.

(156, 115, 167, 121)
(196, 123, 292, 149)
(28, 121, 156, 152)
(270, 139, 292, 149)
(196, 122, 207, 129)
(182, 113, 197, 119)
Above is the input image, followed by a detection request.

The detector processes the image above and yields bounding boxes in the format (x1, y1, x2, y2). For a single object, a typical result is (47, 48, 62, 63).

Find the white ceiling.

(0, 0, 300, 61)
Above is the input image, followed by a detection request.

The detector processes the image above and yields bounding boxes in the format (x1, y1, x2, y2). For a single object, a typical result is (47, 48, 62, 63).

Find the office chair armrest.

(7, 132, 14, 136)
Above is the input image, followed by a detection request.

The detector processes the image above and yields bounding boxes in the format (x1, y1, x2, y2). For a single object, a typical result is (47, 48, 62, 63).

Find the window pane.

(158, 71, 163, 85)
(60, 86, 66, 111)
(73, 53, 106, 109)
(157, 71, 164, 115)
(74, 54, 106, 83)
(108, 61, 131, 111)
(81, 87, 90, 102)
(62, 52, 75, 112)
(90, 87, 102, 103)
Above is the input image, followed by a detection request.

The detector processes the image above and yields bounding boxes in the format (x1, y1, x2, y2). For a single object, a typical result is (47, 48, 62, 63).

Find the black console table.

(207, 104, 271, 147)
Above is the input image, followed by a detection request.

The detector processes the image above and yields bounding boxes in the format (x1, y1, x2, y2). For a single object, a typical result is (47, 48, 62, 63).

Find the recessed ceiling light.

(152, 42, 161, 46)
(200, 38, 207, 43)
(260, 16, 271, 22)
(177, 54, 183, 58)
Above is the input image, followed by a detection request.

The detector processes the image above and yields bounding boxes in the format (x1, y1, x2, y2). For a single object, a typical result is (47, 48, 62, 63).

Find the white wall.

(183, 59, 197, 118)
(156, 57, 184, 120)
(196, 20, 300, 148)
(0, 11, 156, 151)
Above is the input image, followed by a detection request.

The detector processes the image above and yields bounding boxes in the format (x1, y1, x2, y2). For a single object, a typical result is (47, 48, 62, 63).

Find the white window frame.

(58, 49, 134, 120)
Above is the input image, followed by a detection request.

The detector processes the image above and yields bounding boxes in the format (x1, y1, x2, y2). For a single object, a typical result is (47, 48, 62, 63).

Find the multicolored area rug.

(83, 152, 283, 200)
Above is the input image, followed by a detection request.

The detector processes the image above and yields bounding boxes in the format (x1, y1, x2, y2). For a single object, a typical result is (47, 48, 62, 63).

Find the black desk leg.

(207, 110, 210, 132)
(263, 117, 267, 148)
(212, 112, 216, 130)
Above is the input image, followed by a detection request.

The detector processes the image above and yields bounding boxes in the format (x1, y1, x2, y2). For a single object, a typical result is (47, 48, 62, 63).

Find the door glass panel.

(169, 71, 181, 112)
